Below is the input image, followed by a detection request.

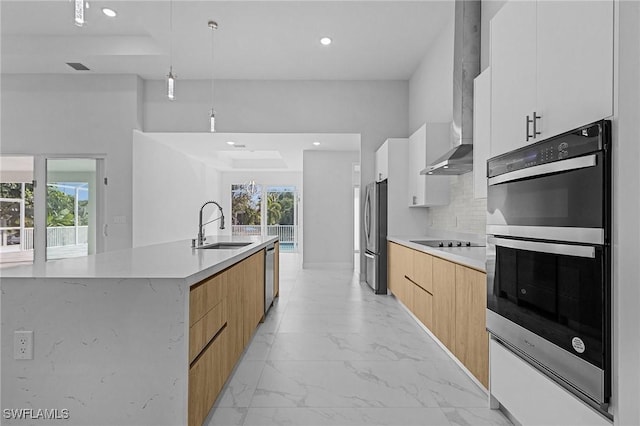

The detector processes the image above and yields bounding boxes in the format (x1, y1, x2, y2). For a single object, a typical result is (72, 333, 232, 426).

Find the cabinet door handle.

(533, 111, 542, 138)
(526, 115, 534, 141)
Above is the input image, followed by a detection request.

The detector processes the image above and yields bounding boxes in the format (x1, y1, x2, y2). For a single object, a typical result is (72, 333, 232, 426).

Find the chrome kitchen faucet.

(197, 200, 225, 246)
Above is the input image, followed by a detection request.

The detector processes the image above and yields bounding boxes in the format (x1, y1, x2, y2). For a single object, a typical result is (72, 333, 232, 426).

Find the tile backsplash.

(427, 173, 487, 235)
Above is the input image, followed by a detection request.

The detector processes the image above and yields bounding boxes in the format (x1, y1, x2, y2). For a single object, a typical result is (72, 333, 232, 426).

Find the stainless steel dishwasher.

(264, 243, 275, 314)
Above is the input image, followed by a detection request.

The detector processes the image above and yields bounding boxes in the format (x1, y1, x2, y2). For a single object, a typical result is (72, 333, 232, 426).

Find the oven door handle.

(492, 237, 596, 258)
(488, 154, 597, 186)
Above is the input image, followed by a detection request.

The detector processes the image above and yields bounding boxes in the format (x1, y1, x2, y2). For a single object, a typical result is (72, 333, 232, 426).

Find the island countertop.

(0, 235, 278, 284)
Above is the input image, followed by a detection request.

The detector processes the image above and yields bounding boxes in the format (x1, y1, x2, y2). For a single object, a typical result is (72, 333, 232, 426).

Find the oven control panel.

(488, 121, 608, 178)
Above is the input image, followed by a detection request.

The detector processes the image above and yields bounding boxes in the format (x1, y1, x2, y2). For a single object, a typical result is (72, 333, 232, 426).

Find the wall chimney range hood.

(422, 0, 480, 176)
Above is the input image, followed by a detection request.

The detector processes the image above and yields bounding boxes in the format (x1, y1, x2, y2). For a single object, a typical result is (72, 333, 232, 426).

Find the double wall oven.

(486, 120, 611, 412)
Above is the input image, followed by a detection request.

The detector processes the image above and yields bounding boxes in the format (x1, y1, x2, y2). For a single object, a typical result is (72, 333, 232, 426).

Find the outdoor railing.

(0, 226, 88, 250)
(232, 224, 297, 245)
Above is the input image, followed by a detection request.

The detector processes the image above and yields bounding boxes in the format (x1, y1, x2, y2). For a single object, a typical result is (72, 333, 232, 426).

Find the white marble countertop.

(0, 235, 278, 283)
(388, 235, 487, 272)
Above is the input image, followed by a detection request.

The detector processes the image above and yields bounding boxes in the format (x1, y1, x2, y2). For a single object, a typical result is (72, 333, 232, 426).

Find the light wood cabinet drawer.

(190, 273, 225, 327)
(432, 257, 456, 352)
(189, 300, 227, 363)
(411, 249, 433, 294)
(413, 284, 433, 330)
(454, 265, 488, 388)
(188, 326, 227, 426)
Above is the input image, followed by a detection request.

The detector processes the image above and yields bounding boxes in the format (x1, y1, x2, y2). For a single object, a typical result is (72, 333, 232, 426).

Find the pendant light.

(208, 20, 218, 132)
(167, 0, 176, 100)
(74, 0, 87, 27)
(245, 179, 257, 195)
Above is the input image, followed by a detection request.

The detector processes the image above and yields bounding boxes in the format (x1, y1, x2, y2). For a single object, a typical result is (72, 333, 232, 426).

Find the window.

(0, 156, 35, 268)
(231, 183, 298, 252)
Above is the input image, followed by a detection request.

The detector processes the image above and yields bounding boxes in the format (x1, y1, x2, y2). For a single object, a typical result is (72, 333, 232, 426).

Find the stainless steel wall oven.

(486, 120, 611, 413)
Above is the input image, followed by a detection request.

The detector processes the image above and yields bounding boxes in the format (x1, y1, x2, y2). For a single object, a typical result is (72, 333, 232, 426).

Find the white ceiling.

(143, 132, 360, 171)
(1, 0, 454, 80)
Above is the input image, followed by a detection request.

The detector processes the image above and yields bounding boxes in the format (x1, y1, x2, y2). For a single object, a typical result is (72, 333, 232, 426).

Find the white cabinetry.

(473, 68, 491, 199)
(408, 123, 450, 207)
(375, 138, 427, 235)
(490, 1, 536, 157)
(490, 0, 613, 158)
(374, 141, 389, 182)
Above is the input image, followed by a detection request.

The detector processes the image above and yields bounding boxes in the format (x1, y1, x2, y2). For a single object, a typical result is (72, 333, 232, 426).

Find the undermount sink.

(197, 242, 252, 250)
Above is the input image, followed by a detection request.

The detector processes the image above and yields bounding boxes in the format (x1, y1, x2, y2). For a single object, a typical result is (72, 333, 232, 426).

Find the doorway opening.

(231, 183, 299, 252)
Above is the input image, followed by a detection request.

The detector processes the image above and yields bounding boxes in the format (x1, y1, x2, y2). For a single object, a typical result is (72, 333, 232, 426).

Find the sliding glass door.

(0, 155, 105, 268)
(231, 183, 298, 252)
(0, 156, 35, 268)
(46, 158, 102, 260)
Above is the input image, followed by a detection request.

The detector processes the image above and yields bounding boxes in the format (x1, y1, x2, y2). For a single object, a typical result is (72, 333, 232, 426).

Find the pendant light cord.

(210, 22, 215, 113)
(169, 0, 173, 67)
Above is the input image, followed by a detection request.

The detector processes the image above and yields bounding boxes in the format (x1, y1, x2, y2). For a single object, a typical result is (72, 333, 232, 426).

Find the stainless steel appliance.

(264, 243, 275, 314)
(364, 180, 388, 294)
(486, 120, 611, 412)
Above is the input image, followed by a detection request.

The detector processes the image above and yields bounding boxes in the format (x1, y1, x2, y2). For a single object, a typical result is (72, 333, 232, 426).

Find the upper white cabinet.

(473, 68, 491, 199)
(374, 141, 389, 182)
(490, 0, 613, 158)
(490, 1, 536, 157)
(536, 1, 613, 139)
(408, 123, 450, 207)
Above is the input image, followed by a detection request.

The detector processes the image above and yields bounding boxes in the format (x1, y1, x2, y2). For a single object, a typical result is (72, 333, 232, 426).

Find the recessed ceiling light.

(313, 141, 321, 146)
(226, 141, 235, 145)
(102, 8, 117, 18)
(320, 37, 332, 46)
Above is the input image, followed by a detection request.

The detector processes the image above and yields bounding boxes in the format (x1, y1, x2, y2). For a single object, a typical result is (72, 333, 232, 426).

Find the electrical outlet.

(14, 331, 33, 360)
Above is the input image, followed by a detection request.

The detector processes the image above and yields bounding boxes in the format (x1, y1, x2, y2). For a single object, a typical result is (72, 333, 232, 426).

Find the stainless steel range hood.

(422, 0, 480, 176)
(423, 144, 474, 175)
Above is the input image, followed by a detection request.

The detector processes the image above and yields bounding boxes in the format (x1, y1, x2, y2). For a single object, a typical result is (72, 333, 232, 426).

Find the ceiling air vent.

(66, 62, 90, 71)
(233, 144, 246, 148)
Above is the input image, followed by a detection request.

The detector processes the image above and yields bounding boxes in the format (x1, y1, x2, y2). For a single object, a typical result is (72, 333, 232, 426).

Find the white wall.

(303, 150, 359, 269)
(132, 132, 221, 248)
(481, 0, 508, 72)
(612, 1, 640, 424)
(144, 79, 408, 273)
(0, 74, 142, 251)
(408, 15, 455, 134)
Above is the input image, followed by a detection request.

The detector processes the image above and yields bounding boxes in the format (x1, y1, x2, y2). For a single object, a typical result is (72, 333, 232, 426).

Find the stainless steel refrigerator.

(364, 180, 387, 294)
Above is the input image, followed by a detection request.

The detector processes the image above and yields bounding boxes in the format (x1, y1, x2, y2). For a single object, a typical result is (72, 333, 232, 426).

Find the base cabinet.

(454, 265, 489, 388)
(388, 242, 488, 388)
(432, 257, 456, 352)
(188, 327, 227, 426)
(413, 285, 433, 330)
(188, 248, 270, 426)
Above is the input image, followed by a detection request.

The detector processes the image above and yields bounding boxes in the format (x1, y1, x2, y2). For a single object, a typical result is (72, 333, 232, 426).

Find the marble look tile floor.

(205, 254, 512, 426)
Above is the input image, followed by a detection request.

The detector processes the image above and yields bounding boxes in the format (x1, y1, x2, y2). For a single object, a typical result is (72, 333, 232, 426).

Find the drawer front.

(188, 326, 227, 426)
(189, 300, 227, 363)
(411, 249, 433, 294)
(413, 283, 433, 330)
(190, 273, 225, 326)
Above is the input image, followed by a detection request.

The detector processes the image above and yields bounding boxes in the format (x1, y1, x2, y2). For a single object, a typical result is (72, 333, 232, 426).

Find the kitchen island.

(1, 236, 278, 426)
